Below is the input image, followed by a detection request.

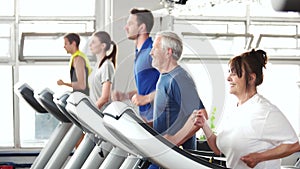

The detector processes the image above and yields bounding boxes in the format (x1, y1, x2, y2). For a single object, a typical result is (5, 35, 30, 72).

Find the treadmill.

(35, 88, 83, 169)
(15, 83, 72, 169)
(102, 101, 230, 169)
(54, 91, 104, 169)
(66, 91, 145, 169)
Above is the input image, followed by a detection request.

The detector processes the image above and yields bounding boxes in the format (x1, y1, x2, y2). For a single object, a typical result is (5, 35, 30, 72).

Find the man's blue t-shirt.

(153, 66, 205, 150)
(134, 37, 160, 121)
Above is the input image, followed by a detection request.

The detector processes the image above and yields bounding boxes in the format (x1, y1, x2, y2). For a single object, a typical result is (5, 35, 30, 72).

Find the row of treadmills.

(16, 82, 229, 169)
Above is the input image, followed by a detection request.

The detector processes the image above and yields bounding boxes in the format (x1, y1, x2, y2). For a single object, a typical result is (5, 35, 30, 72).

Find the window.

(2, 0, 97, 148)
(181, 32, 253, 58)
(256, 34, 300, 58)
(18, 65, 70, 147)
(19, 32, 94, 61)
(0, 65, 13, 147)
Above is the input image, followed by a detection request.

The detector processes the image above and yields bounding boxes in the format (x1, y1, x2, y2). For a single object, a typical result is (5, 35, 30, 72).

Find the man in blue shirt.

(150, 31, 208, 150)
(145, 30, 208, 169)
(114, 8, 160, 123)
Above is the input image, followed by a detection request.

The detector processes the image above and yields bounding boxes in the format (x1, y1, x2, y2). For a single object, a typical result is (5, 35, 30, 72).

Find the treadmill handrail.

(67, 97, 104, 118)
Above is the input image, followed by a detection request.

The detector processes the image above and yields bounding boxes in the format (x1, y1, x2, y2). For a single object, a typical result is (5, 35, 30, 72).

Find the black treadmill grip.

(37, 89, 70, 122)
(18, 83, 47, 113)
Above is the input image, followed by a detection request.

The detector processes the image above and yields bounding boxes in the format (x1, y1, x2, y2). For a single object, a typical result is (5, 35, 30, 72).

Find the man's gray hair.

(156, 31, 183, 61)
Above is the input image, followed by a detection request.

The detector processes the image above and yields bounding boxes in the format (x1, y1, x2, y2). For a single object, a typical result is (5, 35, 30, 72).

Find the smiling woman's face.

(227, 66, 247, 97)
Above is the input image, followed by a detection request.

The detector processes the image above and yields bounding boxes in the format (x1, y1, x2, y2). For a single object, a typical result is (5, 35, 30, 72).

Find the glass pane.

(20, 33, 93, 61)
(174, 21, 246, 34)
(0, 38, 10, 58)
(256, 35, 300, 57)
(0, 0, 14, 16)
(250, 24, 299, 58)
(250, 24, 298, 35)
(18, 65, 71, 147)
(174, 21, 250, 57)
(22, 35, 67, 59)
(0, 66, 14, 147)
(181, 34, 252, 57)
(20, 0, 95, 16)
(0, 24, 11, 58)
(0, 24, 11, 36)
(19, 21, 94, 33)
